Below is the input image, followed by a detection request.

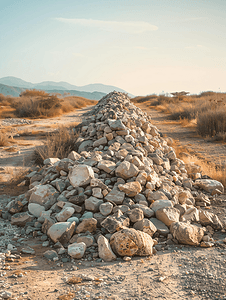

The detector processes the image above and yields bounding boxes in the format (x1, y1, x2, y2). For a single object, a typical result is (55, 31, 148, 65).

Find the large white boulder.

(170, 222, 204, 246)
(29, 184, 59, 209)
(68, 165, 94, 187)
(115, 161, 139, 180)
(47, 222, 75, 244)
(68, 242, 86, 259)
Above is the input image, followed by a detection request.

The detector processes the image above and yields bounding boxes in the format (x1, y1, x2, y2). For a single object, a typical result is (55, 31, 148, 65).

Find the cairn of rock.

(1, 91, 225, 262)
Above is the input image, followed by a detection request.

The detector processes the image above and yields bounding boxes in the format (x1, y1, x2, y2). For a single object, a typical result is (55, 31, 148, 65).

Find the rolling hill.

(0, 83, 105, 100)
(0, 76, 132, 96)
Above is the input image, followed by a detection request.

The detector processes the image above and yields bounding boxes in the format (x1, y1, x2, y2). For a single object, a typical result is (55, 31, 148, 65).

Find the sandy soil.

(0, 104, 226, 300)
(0, 106, 90, 183)
(137, 103, 226, 168)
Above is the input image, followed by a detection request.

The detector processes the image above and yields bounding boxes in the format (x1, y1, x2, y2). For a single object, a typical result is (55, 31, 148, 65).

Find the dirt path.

(137, 103, 226, 168)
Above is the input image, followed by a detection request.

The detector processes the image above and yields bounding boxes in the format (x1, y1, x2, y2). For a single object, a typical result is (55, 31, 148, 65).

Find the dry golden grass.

(172, 140, 226, 187)
(0, 106, 16, 118)
(0, 132, 10, 146)
(34, 125, 80, 165)
(18, 129, 46, 136)
(0, 167, 29, 195)
(58, 292, 75, 300)
(0, 90, 97, 119)
(132, 91, 226, 140)
(4, 146, 18, 152)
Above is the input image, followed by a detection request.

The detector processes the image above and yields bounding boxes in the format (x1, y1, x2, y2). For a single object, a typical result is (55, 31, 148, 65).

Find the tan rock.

(178, 190, 195, 205)
(29, 184, 59, 209)
(11, 212, 34, 226)
(170, 222, 204, 246)
(136, 172, 147, 185)
(98, 235, 117, 261)
(110, 228, 153, 257)
(47, 222, 76, 244)
(68, 242, 86, 258)
(133, 218, 157, 237)
(195, 179, 224, 193)
(115, 161, 139, 180)
(84, 196, 104, 212)
(56, 207, 75, 222)
(127, 208, 144, 223)
(150, 199, 173, 212)
(76, 218, 97, 233)
(199, 210, 223, 230)
(97, 160, 116, 173)
(105, 189, 125, 205)
(67, 151, 81, 161)
(156, 207, 180, 227)
(105, 133, 113, 141)
(68, 165, 94, 188)
(118, 181, 142, 197)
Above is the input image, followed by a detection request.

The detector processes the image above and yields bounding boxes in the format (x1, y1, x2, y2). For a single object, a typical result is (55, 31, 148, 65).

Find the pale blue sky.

(0, 0, 226, 95)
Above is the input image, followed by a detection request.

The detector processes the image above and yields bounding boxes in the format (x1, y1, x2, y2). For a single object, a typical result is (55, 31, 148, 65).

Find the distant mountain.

(0, 76, 132, 96)
(0, 83, 105, 100)
(0, 77, 33, 89)
(0, 83, 25, 97)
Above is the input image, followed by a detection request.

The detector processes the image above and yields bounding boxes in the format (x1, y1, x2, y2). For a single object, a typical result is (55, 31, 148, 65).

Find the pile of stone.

(1, 91, 225, 262)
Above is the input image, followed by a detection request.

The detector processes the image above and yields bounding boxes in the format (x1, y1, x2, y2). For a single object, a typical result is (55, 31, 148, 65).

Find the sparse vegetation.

(172, 140, 226, 187)
(0, 90, 97, 119)
(34, 125, 80, 165)
(0, 132, 10, 146)
(132, 91, 226, 141)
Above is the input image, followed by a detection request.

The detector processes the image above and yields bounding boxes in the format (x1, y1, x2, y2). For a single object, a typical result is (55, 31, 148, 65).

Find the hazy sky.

(1, 0, 226, 95)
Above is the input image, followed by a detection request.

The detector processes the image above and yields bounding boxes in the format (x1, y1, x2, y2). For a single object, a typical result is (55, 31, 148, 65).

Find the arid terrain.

(0, 94, 226, 300)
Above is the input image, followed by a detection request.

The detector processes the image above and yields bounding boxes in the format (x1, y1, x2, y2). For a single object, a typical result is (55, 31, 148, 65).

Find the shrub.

(13, 96, 63, 118)
(197, 108, 226, 137)
(20, 89, 49, 97)
(0, 132, 10, 146)
(34, 126, 80, 165)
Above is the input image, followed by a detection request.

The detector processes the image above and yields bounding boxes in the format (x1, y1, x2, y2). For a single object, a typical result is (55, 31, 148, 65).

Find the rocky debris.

(1, 118, 32, 126)
(0, 91, 225, 263)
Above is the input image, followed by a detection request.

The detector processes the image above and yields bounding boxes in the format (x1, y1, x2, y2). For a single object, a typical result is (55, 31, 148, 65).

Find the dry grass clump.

(13, 95, 63, 118)
(0, 132, 10, 146)
(197, 107, 226, 140)
(34, 125, 80, 165)
(132, 91, 226, 141)
(0, 167, 29, 195)
(172, 141, 226, 187)
(0, 90, 97, 119)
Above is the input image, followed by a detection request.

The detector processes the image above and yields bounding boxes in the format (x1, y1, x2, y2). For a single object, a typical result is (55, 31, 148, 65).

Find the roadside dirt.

(137, 103, 226, 168)
(0, 104, 226, 300)
(0, 106, 90, 184)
